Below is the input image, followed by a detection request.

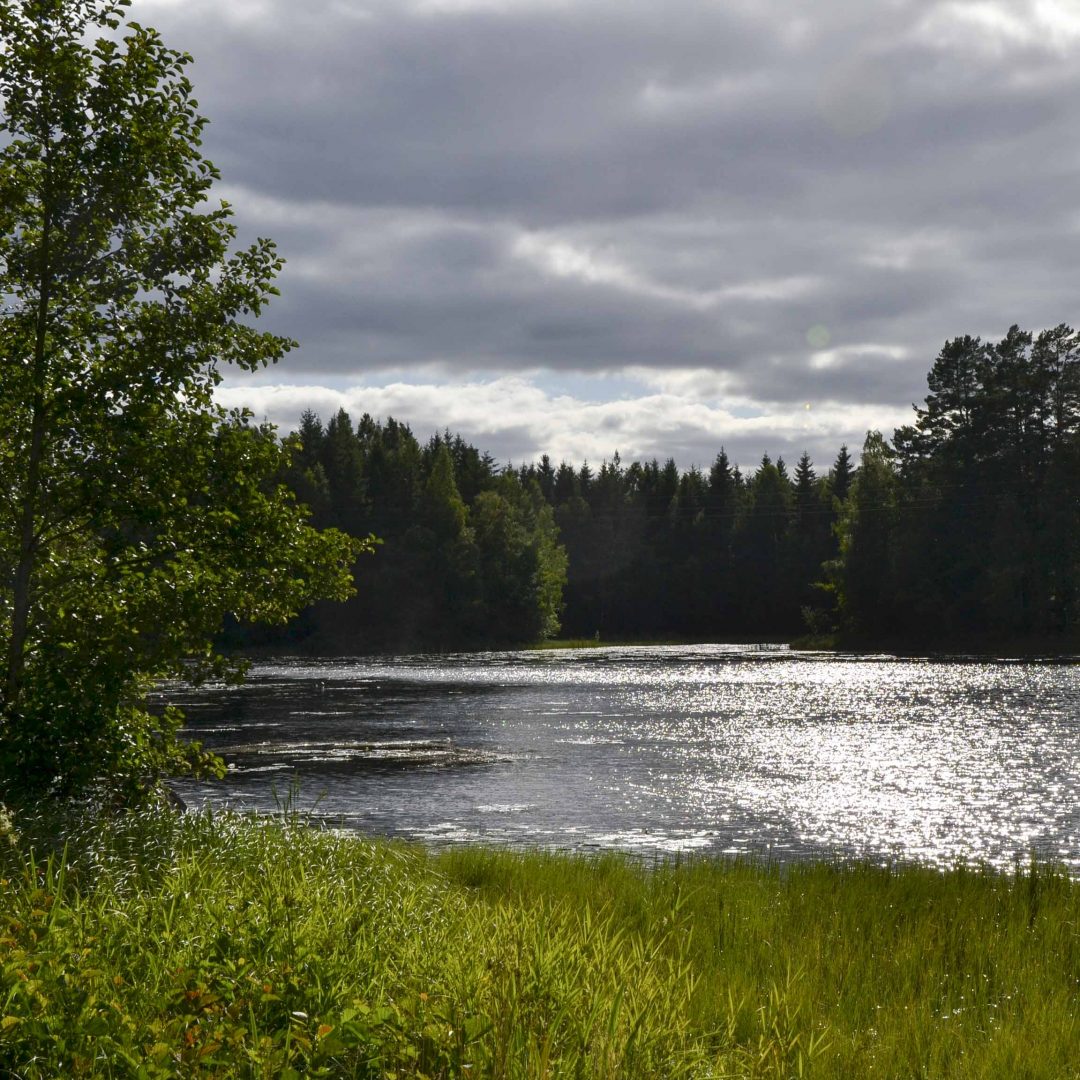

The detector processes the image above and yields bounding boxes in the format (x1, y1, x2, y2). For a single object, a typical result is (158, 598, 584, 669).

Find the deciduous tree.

(0, 0, 363, 799)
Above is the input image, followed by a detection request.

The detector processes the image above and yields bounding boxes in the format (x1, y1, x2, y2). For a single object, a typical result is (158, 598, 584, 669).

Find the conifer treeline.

(516, 446, 849, 639)
(834, 324, 1079, 642)
(249, 412, 567, 652)
(247, 322, 1078, 652)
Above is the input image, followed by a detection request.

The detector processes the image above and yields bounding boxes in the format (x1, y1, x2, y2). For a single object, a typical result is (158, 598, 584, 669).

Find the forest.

(240, 322, 1079, 653)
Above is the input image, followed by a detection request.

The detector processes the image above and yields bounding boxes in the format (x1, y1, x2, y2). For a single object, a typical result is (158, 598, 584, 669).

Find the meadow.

(1, 805, 1077, 1078)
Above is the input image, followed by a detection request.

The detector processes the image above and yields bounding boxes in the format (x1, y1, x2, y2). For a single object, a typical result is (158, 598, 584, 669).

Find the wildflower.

(0, 805, 17, 848)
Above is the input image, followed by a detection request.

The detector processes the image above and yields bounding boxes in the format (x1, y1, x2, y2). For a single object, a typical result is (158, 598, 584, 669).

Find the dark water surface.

(166, 645, 1080, 870)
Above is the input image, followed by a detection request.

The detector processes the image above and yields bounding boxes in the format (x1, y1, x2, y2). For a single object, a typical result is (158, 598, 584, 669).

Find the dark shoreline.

(224, 633, 1080, 662)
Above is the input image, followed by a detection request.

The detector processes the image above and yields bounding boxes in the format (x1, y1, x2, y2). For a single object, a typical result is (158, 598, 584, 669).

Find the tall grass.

(1, 806, 1077, 1077)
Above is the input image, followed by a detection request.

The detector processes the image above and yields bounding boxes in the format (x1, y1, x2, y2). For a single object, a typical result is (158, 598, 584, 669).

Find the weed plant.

(0, 805, 1077, 1077)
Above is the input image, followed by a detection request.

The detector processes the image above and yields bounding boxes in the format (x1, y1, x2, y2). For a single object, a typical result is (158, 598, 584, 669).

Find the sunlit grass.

(529, 638, 706, 650)
(529, 637, 606, 650)
(1, 806, 1077, 1077)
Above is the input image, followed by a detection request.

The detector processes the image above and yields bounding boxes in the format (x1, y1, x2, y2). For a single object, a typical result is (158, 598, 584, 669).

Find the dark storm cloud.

(135, 0, 1080, 461)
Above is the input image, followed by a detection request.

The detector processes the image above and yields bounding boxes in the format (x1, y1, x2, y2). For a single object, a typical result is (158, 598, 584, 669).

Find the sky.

(133, 0, 1080, 471)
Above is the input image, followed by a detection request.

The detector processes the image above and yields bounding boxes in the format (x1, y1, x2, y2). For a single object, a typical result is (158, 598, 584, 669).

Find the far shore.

(224, 631, 1079, 661)
(530, 633, 1079, 659)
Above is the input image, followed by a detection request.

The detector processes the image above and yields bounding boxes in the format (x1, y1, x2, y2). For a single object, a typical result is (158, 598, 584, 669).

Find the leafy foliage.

(0, 0, 362, 800)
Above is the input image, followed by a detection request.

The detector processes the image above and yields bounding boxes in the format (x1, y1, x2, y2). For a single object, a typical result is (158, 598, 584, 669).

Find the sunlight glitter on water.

(169, 645, 1080, 870)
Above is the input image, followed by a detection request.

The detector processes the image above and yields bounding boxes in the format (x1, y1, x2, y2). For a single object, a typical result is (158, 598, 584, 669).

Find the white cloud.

(1035, 0, 1080, 44)
(913, 0, 1080, 54)
(512, 232, 823, 310)
(636, 72, 776, 119)
(859, 229, 961, 271)
(217, 372, 911, 470)
(511, 234, 658, 296)
(809, 342, 910, 371)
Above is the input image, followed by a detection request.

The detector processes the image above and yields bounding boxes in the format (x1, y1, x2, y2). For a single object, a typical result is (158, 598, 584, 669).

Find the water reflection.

(166, 645, 1080, 870)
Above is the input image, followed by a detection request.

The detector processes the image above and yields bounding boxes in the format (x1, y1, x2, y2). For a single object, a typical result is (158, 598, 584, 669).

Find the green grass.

(787, 634, 840, 651)
(528, 637, 607, 650)
(1, 807, 1078, 1078)
(529, 638, 719, 651)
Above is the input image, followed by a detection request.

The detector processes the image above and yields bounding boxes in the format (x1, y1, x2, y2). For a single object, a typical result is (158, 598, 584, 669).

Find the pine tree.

(828, 445, 855, 504)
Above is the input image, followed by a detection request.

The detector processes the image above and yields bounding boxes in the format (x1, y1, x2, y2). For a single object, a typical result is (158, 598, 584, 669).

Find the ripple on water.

(169, 646, 1080, 871)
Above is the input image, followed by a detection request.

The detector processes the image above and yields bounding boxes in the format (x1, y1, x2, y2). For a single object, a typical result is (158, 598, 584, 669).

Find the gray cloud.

(132, 0, 1080, 463)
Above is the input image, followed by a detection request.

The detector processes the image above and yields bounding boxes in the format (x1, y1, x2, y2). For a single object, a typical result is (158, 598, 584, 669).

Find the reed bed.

(0, 805, 1077, 1078)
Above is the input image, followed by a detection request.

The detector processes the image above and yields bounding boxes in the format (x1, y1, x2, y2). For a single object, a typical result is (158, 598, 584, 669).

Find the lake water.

(166, 644, 1080, 870)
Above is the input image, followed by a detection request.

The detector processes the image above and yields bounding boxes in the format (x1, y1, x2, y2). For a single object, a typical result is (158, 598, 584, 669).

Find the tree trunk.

(2, 202, 51, 717)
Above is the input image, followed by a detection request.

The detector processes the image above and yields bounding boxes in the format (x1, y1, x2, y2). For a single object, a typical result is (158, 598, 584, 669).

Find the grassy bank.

(1, 809, 1078, 1078)
(529, 637, 700, 651)
(528, 637, 790, 651)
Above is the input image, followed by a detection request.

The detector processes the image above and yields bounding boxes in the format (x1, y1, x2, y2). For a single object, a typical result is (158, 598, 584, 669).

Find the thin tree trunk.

(3, 204, 51, 717)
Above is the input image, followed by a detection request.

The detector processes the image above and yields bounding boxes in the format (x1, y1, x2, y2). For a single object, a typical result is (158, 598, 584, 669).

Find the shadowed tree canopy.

(257, 315, 1078, 655)
(0, 0, 363, 800)
(250, 416, 568, 653)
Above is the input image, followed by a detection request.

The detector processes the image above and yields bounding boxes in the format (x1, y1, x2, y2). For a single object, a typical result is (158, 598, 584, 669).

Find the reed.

(1, 806, 1077, 1077)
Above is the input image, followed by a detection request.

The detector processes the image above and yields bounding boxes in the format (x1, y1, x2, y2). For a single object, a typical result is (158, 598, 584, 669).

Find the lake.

(166, 644, 1080, 870)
